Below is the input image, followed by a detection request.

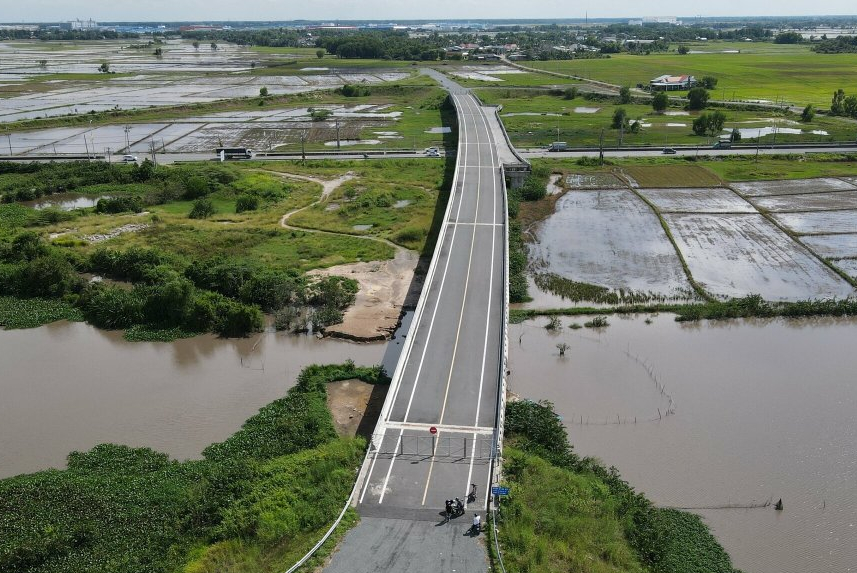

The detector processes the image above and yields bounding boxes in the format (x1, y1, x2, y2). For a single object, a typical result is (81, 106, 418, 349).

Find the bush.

(611, 107, 628, 129)
(183, 176, 211, 200)
(95, 196, 144, 214)
(801, 104, 815, 122)
(80, 285, 145, 328)
(619, 86, 631, 104)
(652, 91, 669, 113)
(189, 198, 215, 219)
(235, 194, 259, 213)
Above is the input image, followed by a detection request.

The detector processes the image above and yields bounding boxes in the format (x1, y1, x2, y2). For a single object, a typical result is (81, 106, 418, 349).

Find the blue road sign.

(491, 486, 510, 496)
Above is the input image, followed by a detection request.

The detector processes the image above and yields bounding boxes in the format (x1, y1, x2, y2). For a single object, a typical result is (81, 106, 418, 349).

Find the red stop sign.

(429, 426, 438, 435)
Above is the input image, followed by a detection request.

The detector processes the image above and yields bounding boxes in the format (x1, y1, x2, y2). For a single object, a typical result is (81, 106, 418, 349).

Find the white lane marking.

(385, 421, 495, 434)
(377, 94, 472, 503)
(447, 222, 502, 227)
(421, 94, 487, 506)
(465, 96, 500, 505)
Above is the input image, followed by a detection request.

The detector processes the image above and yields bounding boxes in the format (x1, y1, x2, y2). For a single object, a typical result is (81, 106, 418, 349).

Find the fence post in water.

(658, 408, 662, 420)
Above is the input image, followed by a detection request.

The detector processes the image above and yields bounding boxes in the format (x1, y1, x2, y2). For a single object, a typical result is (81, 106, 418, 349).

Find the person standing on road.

(471, 513, 481, 535)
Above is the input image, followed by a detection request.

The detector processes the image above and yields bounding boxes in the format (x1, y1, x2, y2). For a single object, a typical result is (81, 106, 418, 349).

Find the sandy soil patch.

(732, 178, 856, 197)
(327, 379, 388, 438)
(311, 249, 422, 341)
(84, 223, 149, 243)
(751, 190, 857, 212)
(639, 188, 756, 213)
(772, 210, 857, 235)
(800, 234, 857, 259)
(546, 174, 564, 195)
(529, 189, 691, 296)
(664, 213, 854, 301)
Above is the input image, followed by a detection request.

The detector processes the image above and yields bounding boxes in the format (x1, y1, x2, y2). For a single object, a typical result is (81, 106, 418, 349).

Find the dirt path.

(271, 170, 422, 341)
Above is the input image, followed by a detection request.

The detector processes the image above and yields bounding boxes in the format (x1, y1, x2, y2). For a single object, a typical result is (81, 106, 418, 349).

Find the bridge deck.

(355, 93, 506, 513)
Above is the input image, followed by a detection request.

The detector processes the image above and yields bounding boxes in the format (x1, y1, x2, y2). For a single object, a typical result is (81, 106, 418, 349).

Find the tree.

(731, 128, 742, 142)
(316, 49, 325, 59)
(556, 343, 569, 356)
(709, 110, 726, 133)
(652, 91, 669, 113)
(611, 107, 628, 129)
(38, 59, 47, 69)
(235, 195, 259, 213)
(192, 40, 200, 50)
(153, 47, 163, 57)
(98, 61, 110, 73)
(801, 104, 815, 122)
(831, 89, 846, 115)
(700, 76, 718, 89)
(259, 86, 269, 97)
(774, 32, 803, 44)
(210, 42, 218, 51)
(845, 95, 857, 118)
(189, 198, 215, 219)
(692, 114, 710, 136)
(687, 87, 709, 110)
(677, 45, 689, 55)
(619, 86, 631, 104)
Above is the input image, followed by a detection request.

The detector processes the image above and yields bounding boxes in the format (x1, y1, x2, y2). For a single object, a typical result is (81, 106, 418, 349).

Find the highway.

(323, 86, 506, 573)
(355, 91, 505, 514)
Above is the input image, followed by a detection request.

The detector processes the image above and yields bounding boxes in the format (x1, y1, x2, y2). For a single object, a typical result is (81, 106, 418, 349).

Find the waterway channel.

(509, 314, 857, 573)
(0, 315, 411, 479)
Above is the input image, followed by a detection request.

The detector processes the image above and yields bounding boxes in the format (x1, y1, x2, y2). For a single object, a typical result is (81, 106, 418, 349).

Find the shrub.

(189, 198, 215, 219)
(686, 87, 709, 110)
(235, 194, 259, 213)
(95, 196, 144, 214)
(652, 91, 669, 113)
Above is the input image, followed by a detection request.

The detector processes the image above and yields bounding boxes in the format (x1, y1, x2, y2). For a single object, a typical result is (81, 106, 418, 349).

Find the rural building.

(649, 74, 697, 91)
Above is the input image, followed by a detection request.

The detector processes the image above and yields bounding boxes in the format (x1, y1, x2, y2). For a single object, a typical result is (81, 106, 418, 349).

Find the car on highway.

(426, 149, 441, 157)
(424, 147, 439, 154)
(662, 147, 677, 154)
(122, 154, 138, 163)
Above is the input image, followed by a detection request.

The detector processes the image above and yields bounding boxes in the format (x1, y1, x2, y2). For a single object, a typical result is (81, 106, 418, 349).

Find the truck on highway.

(712, 139, 732, 149)
(215, 147, 254, 160)
(547, 141, 568, 152)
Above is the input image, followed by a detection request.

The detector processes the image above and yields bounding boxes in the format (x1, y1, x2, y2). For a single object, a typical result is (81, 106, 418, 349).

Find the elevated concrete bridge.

(322, 72, 518, 573)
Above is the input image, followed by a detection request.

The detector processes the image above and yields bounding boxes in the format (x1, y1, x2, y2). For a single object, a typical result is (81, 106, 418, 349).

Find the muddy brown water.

(0, 320, 412, 479)
(509, 314, 857, 573)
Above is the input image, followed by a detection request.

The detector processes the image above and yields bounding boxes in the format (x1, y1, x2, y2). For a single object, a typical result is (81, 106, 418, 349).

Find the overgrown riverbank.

(496, 400, 742, 573)
(0, 362, 388, 573)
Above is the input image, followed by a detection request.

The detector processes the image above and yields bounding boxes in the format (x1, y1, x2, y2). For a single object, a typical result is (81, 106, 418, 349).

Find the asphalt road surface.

(355, 92, 505, 516)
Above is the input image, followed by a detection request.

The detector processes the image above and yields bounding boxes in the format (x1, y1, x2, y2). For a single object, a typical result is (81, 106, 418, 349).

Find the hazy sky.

(2, 0, 855, 22)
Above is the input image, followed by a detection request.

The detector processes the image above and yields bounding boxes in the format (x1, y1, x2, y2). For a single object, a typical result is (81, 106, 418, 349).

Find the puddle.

(392, 200, 412, 209)
(324, 139, 381, 146)
(573, 107, 600, 113)
(353, 224, 374, 231)
(24, 194, 111, 211)
(425, 127, 452, 134)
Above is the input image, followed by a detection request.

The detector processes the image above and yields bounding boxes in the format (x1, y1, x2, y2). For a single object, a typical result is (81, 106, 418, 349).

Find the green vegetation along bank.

(0, 158, 448, 339)
(497, 399, 742, 573)
(0, 362, 387, 573)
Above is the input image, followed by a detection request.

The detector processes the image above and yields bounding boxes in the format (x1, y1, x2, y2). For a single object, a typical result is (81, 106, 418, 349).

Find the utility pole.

(755, 128, 761, 162)
(7, 134, 12, 156)
(335, 119, 341, 151)
(771, 126, 778, 149)
(598, 128, 604, 166)
(106, 147, 111, 164)
(150, 139, 157, 165)
(83, 133, 91, 160)
(300, 130, 307, 163)
(124, 125, 132, 153)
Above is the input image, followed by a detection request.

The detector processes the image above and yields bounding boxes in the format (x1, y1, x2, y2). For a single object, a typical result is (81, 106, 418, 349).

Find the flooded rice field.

(527, 189, 693, 300)
(509, 314, 857, 573)
(0, 39, 408, 123)
(665, 213, 852, 300)
(638, 187, 756, 213)
(5, 104, 407, 155)
(525, 178, 857, 306)
(0, 320, 408, 479)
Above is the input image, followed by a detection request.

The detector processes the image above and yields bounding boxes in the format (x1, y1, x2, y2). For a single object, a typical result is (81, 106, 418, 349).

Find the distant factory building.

(649, 74, 697, 91)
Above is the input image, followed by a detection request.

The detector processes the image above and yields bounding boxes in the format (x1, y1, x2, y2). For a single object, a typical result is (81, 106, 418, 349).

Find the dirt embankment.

(327, 379, 388, 439)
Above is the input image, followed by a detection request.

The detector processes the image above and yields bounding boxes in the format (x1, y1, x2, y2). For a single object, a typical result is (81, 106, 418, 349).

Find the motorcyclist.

(454, 497, 464, 516)
(445, 499, 453, 520)
(471, 513, 481, 535)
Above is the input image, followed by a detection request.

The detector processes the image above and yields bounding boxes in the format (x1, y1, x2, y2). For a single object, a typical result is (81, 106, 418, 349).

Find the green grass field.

(477, 89, 855, 148)
(532, 154, 857, 184)
(528, 44, 857, 106)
